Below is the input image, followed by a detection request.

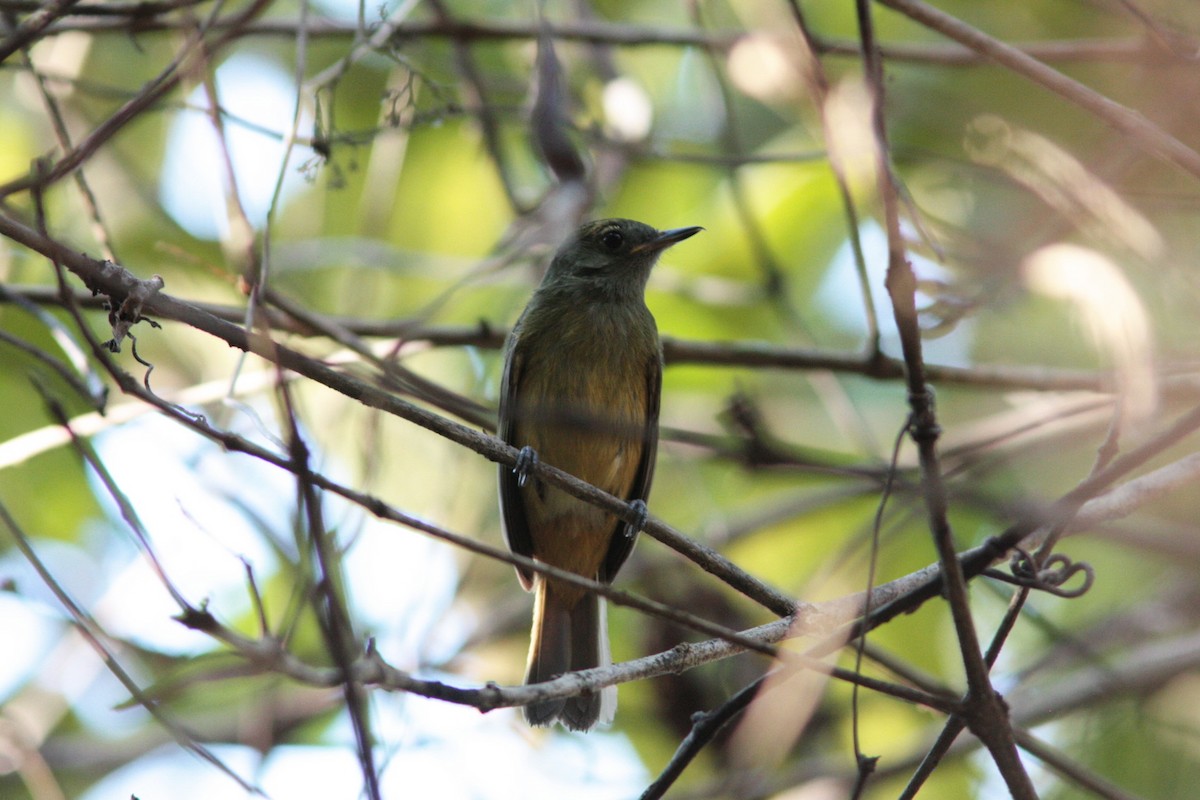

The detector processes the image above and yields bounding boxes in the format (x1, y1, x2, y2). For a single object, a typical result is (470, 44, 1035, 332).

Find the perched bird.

(499, 218, 702, 731)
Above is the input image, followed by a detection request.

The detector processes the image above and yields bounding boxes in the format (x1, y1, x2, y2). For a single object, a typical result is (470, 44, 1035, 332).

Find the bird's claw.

(514, 446, 538, 488)
(625, 499, 648, 539)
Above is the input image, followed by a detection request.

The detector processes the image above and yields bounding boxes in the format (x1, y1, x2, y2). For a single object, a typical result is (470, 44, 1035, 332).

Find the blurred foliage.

(2, 0, 1200, 798)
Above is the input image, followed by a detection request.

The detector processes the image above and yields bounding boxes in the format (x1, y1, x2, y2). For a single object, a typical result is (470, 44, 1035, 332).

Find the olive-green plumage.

(499, 218, 701, 731)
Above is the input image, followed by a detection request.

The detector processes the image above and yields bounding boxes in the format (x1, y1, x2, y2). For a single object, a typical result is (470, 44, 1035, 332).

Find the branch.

(194, 554, 966, 718)
(0, 284, 1119, 393)
(279, 381, 381, 800)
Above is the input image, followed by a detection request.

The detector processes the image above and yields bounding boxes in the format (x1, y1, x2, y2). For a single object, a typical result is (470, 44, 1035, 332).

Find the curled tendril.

(985, 548, 1094, 598)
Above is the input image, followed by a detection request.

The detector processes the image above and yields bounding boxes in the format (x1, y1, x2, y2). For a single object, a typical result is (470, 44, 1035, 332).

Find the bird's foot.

(625, 499, 649, 538)
(514, 446, 538, 488)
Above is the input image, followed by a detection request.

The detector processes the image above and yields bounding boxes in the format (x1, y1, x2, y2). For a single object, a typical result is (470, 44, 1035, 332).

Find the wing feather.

(498, 333, 536, 590)
(600, 353, 661, 582)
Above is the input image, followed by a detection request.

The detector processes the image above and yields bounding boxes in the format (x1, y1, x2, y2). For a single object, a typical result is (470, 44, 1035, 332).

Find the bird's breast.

(513, 299, 658, 501)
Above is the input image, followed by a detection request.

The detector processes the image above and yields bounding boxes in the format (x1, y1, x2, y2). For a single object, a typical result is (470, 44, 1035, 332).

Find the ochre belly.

(514, 346, 649, 589)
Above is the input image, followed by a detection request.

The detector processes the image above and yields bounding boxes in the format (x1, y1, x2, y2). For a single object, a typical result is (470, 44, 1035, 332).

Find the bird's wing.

(498, 332, 536, 590)
(601, 353, 661, 583)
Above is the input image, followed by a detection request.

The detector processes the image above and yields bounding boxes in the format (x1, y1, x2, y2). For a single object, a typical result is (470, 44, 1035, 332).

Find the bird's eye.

(600, 229, 624, 251)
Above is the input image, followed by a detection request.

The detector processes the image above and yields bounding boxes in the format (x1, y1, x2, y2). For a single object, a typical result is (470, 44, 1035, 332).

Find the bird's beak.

(632, 226, 704, 254)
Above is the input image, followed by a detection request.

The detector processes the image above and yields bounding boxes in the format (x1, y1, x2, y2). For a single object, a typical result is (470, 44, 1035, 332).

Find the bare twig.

(638, 679, 761, 800)
(787, 0, 881, 354)
(279, 381, 381, 800)
(0, 283, 1124, 392)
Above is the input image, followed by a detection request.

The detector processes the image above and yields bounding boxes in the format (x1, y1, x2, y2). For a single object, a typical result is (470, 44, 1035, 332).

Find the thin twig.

(279, 380, 381, 800)
(638, 679, 762, 800)
(0, 283, 1124, 393)
(787, 0, 881, 354)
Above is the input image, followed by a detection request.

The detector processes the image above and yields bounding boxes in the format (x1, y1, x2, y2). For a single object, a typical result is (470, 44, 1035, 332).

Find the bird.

(498, 218, 702, 731)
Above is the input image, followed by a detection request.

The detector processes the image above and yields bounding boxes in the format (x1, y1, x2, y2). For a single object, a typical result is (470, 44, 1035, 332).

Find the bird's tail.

(524, 578, 615, 731)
